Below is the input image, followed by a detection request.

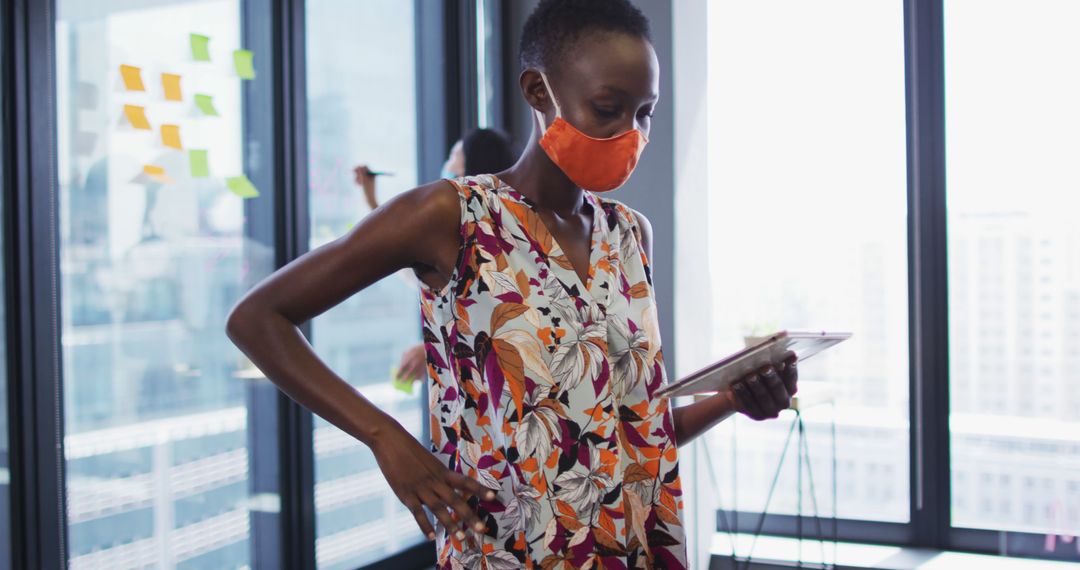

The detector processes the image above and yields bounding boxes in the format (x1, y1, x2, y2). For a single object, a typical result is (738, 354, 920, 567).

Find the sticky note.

(226, 175, 259, 198)
(123, 104, 151, 130)
(194, 94, 219, 116)
(189, 149, 209, 178)
(161, 73, 182, 101)
(120, 65, 145, 91)
(391, 367, 414, 395)
(233, 49, 255, 80)
(143, 165, 172, 184)
(190, 33, 211, 62)
(161, 124, 182, 149)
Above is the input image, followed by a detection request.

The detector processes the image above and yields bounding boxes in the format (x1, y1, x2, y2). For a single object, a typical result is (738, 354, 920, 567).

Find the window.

(945, 0, 1080, 535)
(696, 0, 910, 523)
(56, 1, 280, 567)
(305, 1, 425, 568)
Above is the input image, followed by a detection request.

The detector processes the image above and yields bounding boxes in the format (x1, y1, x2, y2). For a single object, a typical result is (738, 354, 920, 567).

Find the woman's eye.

(593, 105, 621, 118)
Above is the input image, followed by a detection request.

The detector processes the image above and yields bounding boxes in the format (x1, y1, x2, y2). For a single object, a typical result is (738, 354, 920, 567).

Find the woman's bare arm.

(226, 180, 495, 539)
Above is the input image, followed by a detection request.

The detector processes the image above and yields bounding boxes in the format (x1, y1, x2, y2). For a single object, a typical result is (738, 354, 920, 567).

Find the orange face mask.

(534, 72, 649, 192)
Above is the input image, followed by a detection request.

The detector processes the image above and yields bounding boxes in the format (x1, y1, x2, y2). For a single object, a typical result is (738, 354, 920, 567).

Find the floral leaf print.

(568, 525, 591, 548)
(619, 220, 639, 268)
(625, 486, 653, 559)
(504, 483, 542, 533)
(627, 281, 650, 299)
(495, 329, 555, 385)
(550, 312, 607, 393)
(492, 339, 526, 418)
(459, 548, 521, 570)
(552, 444, 613, 526)
(640, 302, 662, 362)
(610, 316, 652, 399)
(624, 462, 653, 485)
(515, 269, 532, 298)
(515, 385, 559, 467)
(491, 302, 529, 332)
(542, 518, 559, 550)
(481, 263, 521, 297)
(541, 271, 577, 320)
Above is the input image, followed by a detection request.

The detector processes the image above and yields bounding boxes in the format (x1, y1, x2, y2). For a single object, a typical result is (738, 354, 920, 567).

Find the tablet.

(655, 331, 852, 399)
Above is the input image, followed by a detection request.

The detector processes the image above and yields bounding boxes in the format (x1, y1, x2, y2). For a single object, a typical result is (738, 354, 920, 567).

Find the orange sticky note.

(120, 65, 145, 91)
(123, 105, 151, 130)
(161, 124, 182, 149)
(143, 165, 172, 184)
(161, 73, 182, 101)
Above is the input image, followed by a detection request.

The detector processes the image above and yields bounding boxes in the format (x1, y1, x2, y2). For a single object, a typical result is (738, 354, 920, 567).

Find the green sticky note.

(233, 49, 255, 80)
(194, 94, 219, 116)
(226, 175, 259, 198)
(189, 150, 209, 178)
(390, 367, 414, 395)
(190, 34, 211, 62)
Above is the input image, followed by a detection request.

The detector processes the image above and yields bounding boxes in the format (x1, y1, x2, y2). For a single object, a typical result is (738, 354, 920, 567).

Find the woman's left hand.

(725, 352, 798, 421)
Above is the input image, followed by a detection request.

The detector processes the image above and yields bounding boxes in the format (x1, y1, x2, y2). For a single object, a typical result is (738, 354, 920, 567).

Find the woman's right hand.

(372, 426, 496, 541)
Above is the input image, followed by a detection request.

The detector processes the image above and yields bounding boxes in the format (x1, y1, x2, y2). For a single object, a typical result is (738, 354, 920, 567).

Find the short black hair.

(519, 0, 651, 71)
(462, 128, 515, 176)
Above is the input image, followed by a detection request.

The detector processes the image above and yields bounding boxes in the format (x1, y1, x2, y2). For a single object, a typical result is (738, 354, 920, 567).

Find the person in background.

(353, 128, 517, 385)
(227, 1, 797, 567)
(354, 128, 515, 211)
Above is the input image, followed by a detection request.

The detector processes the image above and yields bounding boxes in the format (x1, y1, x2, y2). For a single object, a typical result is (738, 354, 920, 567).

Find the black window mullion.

(903, 0, 950, 550)
(6, 0, 67, 568)
(271, 0, 315, 569)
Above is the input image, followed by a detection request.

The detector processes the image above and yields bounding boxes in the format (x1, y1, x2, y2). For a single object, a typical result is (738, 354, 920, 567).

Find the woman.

(227, 1, 797, 568)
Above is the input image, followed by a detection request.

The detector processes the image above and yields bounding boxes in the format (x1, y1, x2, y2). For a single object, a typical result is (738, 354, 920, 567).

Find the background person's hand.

(372, 425, 496, 541)
(397, 343, 427, 383)
(353, 164, 379, 210)
(726, 352, 798, 420)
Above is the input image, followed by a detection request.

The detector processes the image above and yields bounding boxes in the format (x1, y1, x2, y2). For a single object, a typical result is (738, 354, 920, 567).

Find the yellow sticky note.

(123, 104, 151, 130)
(120, 64, 145, 91)
(143, 165, 172, 184)
(226, 175, 260, 198)
(161, 73, 182, 101)
(161, 124, 182, 149)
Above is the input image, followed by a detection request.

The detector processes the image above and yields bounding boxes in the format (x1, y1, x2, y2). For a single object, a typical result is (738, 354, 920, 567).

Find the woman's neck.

(498, 130, 585, 216)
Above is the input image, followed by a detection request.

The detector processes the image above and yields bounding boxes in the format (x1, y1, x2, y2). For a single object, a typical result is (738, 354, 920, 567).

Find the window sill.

(710, 532, 1080, 569)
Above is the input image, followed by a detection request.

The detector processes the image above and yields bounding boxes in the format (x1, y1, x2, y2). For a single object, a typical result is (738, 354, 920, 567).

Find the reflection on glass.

(946, 0, 1080, 536)
(700, 0, 910, 522)
(57, 2, 278, 567)
(306, 1, 424, 568)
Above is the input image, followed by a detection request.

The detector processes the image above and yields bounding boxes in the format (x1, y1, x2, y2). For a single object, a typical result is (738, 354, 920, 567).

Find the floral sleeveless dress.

(420, 175, 688, 570)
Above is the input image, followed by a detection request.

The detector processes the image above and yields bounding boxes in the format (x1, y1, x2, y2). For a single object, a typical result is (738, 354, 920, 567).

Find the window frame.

(5, 0, 68, 567)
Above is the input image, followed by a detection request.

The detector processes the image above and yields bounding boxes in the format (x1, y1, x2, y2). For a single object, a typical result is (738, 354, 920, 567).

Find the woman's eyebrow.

(599, 84, 659, 102)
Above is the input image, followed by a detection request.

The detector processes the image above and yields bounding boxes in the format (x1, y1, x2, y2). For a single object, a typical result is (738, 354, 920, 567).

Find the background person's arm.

(226, 180, 493, 540)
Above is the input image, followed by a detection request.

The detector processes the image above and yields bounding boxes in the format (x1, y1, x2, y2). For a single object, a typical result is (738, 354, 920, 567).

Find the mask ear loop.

(533, 71, 563, 131)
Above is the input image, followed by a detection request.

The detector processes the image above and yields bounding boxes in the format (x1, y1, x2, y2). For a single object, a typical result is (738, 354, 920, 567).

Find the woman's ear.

(519, 69, 550, 114)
